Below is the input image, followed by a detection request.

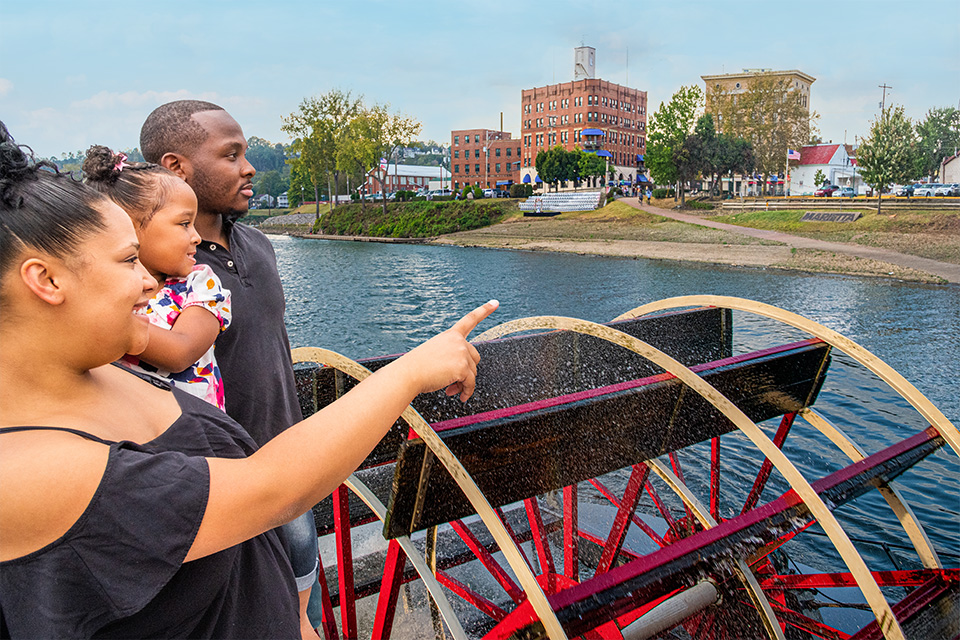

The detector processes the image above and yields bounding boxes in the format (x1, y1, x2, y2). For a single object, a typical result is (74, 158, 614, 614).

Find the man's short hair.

(140, 100, 225, 164)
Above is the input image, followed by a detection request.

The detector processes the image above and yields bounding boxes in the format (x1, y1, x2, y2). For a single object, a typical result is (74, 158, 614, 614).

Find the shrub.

(687, 201, 715, 210)
(652, 188, 675, 199)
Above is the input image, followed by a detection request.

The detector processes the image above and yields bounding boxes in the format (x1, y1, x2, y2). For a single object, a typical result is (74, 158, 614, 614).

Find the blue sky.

(2, 0, 958, 159)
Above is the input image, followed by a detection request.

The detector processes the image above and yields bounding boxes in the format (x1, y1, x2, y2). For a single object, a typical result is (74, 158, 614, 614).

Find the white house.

(365, 164, 451, 194)
(790, 144, 864, 195)
(277, 192, 289, 208)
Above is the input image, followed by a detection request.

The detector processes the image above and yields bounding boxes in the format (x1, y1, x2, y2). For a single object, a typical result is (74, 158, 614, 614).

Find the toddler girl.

(83, 146, 231, 409)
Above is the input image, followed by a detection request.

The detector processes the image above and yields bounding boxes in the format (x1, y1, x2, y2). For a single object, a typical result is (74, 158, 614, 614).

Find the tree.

(282, 90, 362, 214)
(708, 75, 818, 194)
(857, 105, 917, 215)
(813, 169, 826, 187)
(578, 149, 606, 188)
(254, 170, 288, 205)
(914, 107, 960, 180)
(346, 104, 422, 216)
(647, 85, 704, 198)
(246, 137, 286, 173)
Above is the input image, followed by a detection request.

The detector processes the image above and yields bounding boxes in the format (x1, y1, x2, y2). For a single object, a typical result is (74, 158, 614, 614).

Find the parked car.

(494, 189, 511, 198)
(913, 184, 942, 197)
(815, 184, 840, 197)
(482, 188, 495, 198)
(934, 183, 960, 196)
(895, 183, 923, 197)
(832, 186, 856, 198)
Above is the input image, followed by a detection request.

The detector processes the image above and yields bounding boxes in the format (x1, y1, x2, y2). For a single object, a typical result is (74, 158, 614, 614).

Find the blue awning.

(535, 176, 543, 183)
(522, 174, 531, 183)
(635, 154, 645, 162)
(636, 175, 648, 183)
(596, 150, 612, 158)
(581, 128, 605, 136)
(496, 180, 511, 186)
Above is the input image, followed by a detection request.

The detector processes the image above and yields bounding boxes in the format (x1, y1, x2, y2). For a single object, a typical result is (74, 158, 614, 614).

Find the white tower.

(574, 46, 595, 81)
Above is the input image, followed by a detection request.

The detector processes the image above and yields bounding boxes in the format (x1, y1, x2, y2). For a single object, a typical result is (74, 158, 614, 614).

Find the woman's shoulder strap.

(0, 425, 114, 445)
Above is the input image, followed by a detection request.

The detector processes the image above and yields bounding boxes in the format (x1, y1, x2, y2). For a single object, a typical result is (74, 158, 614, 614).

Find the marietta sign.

(801, 212, 862, 223)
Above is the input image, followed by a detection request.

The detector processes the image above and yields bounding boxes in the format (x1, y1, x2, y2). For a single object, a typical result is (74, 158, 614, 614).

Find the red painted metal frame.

(849, 571, 959, 640)
(524, 497, 557, 577)
(588, 477, 666, 547)
(563, 485, 579, 581)
(596, 464, 651, 575)
(761, 568, 959, 590)
(761, 597, 852, 640)
(316, 547, 341, 640)
(710, 437, 721, 521)
(333, 485, 357, 639)
(436, 570, 509, 621)
(450, 519, 525, 603)
(371, 540, 406, 640)
(741, 412, 797, 514)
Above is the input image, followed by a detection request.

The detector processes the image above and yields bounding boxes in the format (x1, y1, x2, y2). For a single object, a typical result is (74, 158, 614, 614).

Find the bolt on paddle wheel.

(292, 296, 959, 640)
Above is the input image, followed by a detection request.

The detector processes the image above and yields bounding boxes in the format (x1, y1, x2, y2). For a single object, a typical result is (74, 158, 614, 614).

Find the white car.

(482, 188, 495, 198)
(831, 186, 856, 198)
(934, 183, 959, 196)
(913, 184, 942, 197)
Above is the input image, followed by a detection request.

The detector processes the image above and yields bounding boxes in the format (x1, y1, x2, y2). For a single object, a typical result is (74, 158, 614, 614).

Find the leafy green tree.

(246, 137, 286, 172)
(578, 149, 606, 188)
(345, 104, 422, 215)
(914, 107, 960, 181)
(708, 75, 818, 194)
(857, 105, 917, 215)
(813, 169, 826, 187)
(647, 85, 704, 199)
(283, 90, 362, 215)
(535, 147, 560, 191)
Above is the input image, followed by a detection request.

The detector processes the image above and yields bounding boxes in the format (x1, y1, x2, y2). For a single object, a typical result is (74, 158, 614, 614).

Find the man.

(141, 101, 318, 639)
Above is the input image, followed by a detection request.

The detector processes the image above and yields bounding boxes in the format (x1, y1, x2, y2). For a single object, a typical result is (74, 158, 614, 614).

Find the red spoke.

(589, 478, 666, 547)
(316, 546, 340, 640)
(436, 570, 509, 621)
(596, 464, 650, 575)
(644, 475, 681, 537)
(669, 451, 696, 523)
(451, 519, 525, 603)
(333, 485, 357, 639)
(756, 597, 851, 640)
(563, 484, 579, 581)
(524, 497, 556, 576)
(741, 412, 797, 514)
(371, 540, 406, 640)
(710, 437, 721, 521)
(761, 568, 960, 590)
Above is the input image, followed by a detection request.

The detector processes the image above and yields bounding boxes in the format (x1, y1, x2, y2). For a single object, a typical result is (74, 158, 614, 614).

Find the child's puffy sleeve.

(183, 264, 232, 333)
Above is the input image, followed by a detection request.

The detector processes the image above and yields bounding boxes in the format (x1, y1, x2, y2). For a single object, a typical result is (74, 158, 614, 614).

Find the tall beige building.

(701, 68, 815, 112)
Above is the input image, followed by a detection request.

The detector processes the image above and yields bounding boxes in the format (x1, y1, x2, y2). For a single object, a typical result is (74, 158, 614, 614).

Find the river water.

(271, 235, 959, 575)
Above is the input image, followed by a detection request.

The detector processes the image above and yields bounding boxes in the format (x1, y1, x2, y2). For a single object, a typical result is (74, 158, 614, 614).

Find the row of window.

(452, 147, 517, 159)
(453, 163, 517, 174)
(522, 130, 645, 148)
(523, 95, 644, 114)
(523, 114, 646, 129)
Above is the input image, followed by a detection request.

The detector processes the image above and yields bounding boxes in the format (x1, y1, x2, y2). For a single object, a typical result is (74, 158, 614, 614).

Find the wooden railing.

(719, 196, 960, 212)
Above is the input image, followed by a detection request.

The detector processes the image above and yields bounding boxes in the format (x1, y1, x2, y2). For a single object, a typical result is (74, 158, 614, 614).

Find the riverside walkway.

(626, 198, 960, 285)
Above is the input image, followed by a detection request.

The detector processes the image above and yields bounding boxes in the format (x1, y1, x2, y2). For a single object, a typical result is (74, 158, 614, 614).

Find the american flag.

(787, 149, 801, 160)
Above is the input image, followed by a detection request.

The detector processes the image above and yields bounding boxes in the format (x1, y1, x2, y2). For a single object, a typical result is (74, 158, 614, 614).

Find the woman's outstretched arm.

(187, 300, 498, 561)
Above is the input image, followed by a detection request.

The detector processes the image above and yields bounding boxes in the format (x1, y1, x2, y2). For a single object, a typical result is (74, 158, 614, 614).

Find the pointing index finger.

(452, 300, 499, 338)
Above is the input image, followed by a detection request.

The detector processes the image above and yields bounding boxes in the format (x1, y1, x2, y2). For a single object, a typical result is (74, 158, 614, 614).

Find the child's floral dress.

(119, 264, 231, 409)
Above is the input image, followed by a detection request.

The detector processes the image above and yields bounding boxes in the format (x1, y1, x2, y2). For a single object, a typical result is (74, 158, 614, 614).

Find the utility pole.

(879, 83, 892, 111)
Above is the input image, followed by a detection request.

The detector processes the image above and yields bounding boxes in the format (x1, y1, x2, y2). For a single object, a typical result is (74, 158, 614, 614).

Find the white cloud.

(0, 78, 12, 97)
(72, 89, 220, 110)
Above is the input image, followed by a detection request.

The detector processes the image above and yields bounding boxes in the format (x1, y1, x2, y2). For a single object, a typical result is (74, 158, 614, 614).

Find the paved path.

(624, 198, 960, 284)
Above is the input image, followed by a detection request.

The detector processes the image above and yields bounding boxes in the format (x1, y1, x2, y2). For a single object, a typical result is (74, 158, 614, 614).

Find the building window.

(517, 147, 521, 156)
(454, 136, 459, 145)
(464, 164, 469, 173)
(495, 147, 501, 157)
(475, 164, 480, 173)
(474, 134, 480, 143)
(454, 164, 459, 173)
(454, 150, 459, 158)
(496, 163, 501, 172)
(506, 148, 512, 157)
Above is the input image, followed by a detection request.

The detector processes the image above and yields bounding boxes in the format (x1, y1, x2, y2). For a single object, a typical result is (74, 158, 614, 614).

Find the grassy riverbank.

(433, 201, 956, 283)
(708, 208, 960, 264)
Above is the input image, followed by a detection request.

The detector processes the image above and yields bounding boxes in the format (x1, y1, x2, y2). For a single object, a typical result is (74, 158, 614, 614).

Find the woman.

(0, 122, 496, 637)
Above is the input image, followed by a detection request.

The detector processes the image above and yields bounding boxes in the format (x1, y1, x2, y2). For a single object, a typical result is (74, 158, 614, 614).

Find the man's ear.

(20, 258, 67, 305)
(159, 152, 189, 180)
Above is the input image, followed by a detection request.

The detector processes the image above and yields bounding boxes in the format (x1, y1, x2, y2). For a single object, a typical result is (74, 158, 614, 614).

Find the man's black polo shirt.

(196, 223, 303, 446)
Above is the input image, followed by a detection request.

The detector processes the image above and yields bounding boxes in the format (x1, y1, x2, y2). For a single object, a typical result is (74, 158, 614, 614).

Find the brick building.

(451, 129, 521, 190)
(365, 164, 450, 195)
(519, 46, 648, 188)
